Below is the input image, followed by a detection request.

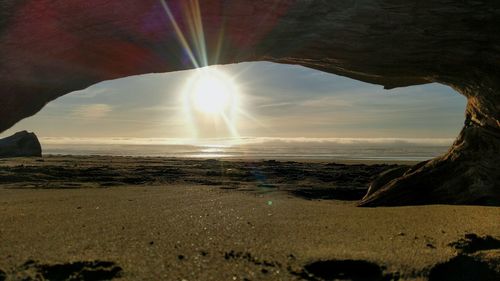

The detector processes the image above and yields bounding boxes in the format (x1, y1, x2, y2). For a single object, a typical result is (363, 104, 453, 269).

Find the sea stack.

(0, 131, 42, 158)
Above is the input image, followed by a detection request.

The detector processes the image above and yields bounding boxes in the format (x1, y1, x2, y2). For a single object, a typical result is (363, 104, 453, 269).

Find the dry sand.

(0, 156, 499, 281)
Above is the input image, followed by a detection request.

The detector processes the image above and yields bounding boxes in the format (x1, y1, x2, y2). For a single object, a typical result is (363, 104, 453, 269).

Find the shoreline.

(0, 155, 409, 193)
(39, 153, 422, 165)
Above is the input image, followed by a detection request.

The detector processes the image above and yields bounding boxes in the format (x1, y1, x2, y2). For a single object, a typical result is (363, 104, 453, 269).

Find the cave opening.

(1, 62, 466, 162)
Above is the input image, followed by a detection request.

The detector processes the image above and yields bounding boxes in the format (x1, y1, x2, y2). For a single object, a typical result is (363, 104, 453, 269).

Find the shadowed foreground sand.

(0, 156, 499, 280)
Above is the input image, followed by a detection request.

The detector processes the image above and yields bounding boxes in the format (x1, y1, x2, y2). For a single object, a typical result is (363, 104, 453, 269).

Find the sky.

(2, 62, 466, 140)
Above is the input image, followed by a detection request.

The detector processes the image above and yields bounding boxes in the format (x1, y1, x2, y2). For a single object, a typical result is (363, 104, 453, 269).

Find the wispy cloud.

(70, 87, 110, 99)
(72, 104, 112, 119)
(257, 102, 295, 108)
(135, 105, 180, 113)
(299, 96, 353, 108)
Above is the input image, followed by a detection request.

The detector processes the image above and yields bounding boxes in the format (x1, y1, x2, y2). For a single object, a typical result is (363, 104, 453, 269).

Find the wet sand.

(0, 156, 498, 280)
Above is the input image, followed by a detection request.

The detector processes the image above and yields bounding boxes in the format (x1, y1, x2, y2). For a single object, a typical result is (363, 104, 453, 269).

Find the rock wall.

(1, 1, 498, 205)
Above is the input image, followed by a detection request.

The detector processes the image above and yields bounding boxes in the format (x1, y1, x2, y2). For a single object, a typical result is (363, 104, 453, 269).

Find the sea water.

(40, 137, 453, 162)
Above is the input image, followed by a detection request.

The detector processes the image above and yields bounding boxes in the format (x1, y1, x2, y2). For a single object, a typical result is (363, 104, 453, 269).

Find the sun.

(181, 67, 242, 139)
(188, 69, 238, 115)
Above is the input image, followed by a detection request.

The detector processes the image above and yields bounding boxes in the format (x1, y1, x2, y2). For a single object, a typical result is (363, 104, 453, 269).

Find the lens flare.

(159, 0, 281, 140)
(190, 70, 236, 114)
(182, 68, 241, 139)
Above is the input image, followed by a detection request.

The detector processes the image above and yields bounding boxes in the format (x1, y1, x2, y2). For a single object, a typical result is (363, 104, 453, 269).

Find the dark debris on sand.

(3, 260, 122, 281)
(289, 259, 400, 281)
(448, 233, 500, 254)
(0, 269, 6, 281)
(424, 234, 500, 281)
(429, 255, 500, 281)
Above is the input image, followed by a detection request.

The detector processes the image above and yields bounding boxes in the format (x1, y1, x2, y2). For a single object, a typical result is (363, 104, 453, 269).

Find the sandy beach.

(0, 156, 499, 281)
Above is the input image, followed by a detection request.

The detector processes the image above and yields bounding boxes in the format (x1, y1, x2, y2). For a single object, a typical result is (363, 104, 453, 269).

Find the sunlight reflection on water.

(41, 137, 453, 162)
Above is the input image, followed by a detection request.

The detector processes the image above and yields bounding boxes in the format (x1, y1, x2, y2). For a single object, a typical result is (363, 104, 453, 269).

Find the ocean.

(40, 137, 453, 162)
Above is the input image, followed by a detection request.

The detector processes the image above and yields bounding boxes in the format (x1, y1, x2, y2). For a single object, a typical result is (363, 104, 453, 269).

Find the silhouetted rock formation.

(0, 1, 498, 205)
(0, 131, 42, 158)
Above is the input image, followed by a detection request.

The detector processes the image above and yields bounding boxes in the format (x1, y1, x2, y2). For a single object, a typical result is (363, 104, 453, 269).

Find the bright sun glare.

(188, 69, 238, 115)
(182, 68, 242, 139)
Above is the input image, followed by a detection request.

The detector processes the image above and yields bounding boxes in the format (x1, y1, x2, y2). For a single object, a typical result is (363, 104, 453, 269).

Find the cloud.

(299, 96, 353, 108)
(72, 104, 112, 119)
(257, 102, 295, 109)
(69, 87, 110, 99)
(134, 105, 179, 113)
